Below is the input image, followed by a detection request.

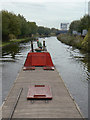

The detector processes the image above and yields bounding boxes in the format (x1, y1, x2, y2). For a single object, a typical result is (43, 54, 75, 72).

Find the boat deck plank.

(2, 68, 83, 118)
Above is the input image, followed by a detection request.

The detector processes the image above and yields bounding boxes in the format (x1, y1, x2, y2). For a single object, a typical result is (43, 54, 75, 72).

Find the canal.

(1, 36, 89, 118)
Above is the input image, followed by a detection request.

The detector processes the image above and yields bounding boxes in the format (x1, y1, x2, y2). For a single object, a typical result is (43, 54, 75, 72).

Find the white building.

(60, 23, 69, 30)
(88, 1, 90, 16)
(72, 31, 78, 35)
(82, 29, 88, 36)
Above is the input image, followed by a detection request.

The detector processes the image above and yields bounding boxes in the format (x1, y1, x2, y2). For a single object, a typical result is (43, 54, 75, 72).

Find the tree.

(2, 10, 10, 41)
(37, 26, 45, 35)
(27, 22, 37, 37)
(69, 20, 81, 33)
(79, 15, 90, 33)
(2, 10, 55, 41)
(37, 26, 51, 36)
(2, 10, 21, 41)
(8, 13, 21, 36)
(69, 15, 90, 34)
(18, 14, 28, 37)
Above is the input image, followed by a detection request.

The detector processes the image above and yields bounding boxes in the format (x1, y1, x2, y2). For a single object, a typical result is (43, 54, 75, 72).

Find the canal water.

(1, 36, 89, 118)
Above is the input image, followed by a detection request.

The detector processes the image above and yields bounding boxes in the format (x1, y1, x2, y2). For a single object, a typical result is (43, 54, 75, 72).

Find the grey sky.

(0, 0, 89, 29)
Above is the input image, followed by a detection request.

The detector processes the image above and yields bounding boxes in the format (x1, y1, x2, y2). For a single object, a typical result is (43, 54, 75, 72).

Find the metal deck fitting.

(27, 85, 52, 100)
(23, 66, 35, 70)
(43, 66, 54, 70)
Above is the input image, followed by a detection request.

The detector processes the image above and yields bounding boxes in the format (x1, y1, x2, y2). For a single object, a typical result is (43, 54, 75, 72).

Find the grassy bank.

(0, 38, 32, 47)
(1, 34, 53, 48)
(57, 32, 90, 52)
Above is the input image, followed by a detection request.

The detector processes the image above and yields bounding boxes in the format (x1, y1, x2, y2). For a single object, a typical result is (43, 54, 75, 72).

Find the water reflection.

(73, 50, 90, 81)
(1, 42, 31, 102)
(2, 44, 20, 59)
(65, 46, 90, 82)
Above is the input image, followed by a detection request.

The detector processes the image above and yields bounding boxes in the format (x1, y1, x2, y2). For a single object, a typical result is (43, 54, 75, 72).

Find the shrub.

(9, 34, 16, 40)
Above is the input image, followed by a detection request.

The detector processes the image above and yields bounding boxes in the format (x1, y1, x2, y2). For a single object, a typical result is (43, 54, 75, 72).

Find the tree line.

(69, 15, 90, 34)
(1, 10, 58, 41)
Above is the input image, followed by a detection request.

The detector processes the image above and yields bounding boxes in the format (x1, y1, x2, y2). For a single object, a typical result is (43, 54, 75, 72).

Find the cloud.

(0, 0, 90, 3)
(0, 1, 89, 28)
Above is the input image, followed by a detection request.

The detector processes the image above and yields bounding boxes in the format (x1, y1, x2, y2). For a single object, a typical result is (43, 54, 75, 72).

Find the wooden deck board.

(2, 68, 83, 118)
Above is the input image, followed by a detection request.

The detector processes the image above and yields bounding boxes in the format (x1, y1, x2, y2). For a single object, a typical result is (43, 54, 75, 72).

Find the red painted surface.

(24, 52, 54, 67)
(27, 85, 52, 99)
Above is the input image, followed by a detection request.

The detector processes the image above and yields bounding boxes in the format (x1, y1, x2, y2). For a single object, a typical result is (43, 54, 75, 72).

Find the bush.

(81, 28, 90, 52)
(57, 34, 88, 51)
(9, 34, 16, 40)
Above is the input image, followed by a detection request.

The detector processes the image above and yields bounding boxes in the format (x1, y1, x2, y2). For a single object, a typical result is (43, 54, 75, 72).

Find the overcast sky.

(0, 0, 89, 29)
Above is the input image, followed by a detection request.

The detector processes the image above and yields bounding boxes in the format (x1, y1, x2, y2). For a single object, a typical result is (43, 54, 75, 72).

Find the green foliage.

(2, 10, 56, 41)
(69, 20, 81, 33)
(18, 14, 28, 37)
(27, 22, 38, 36)
(57, 32, 90, 52)
(2, 10, 38, 41)
(2, 11, 22, 41)
(65, 15, 90, 52)
(2, 10, 10, 40)
(81, 28, 90, 52)
(50, 28, 58, 35)
(57, 15, 90, 52)
(9, 14, 21, 36)
(37, 26, 51, 36)
(69, 15, 90, 34)
(9, 34, 16, 40)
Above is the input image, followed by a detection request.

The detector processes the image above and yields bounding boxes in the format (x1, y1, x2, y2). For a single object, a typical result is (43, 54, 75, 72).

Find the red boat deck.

(24, 52, 54, 67)
(27, 85, 52, 99)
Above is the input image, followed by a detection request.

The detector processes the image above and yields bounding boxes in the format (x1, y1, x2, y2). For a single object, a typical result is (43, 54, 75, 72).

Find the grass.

(0, 38, 30, 47)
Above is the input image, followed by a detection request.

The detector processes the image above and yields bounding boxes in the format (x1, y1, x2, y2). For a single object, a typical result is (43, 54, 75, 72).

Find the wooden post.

(43, 40, 47, 51)
(43, 41, 45, 47)
(31, 40, 34, 52)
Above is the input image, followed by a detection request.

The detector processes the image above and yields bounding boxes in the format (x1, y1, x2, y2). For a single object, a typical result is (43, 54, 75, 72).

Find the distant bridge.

(56, 30, 68, 35)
